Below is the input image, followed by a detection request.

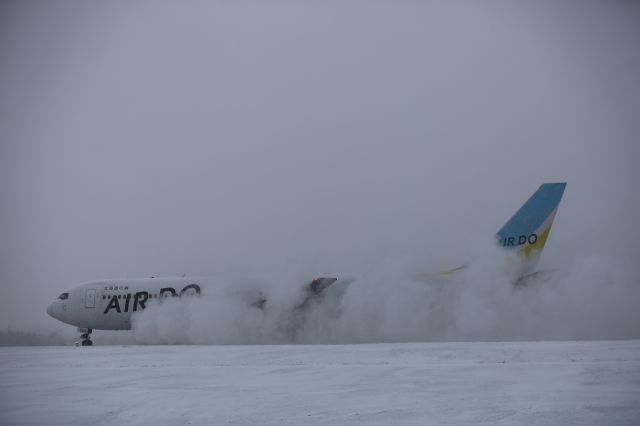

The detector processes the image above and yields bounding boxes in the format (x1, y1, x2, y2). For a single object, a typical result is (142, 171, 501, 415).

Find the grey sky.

(1, 1, 639, 333)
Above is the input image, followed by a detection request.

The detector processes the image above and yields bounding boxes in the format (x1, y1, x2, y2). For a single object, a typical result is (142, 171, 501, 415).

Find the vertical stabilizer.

(496, 182, 566, 267)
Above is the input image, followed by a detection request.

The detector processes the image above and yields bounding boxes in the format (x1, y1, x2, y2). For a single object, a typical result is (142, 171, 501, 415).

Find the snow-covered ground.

(1, 341, 639, 425)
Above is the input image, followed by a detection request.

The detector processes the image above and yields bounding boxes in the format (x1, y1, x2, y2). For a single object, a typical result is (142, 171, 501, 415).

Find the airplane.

(47, 182, 567, 346)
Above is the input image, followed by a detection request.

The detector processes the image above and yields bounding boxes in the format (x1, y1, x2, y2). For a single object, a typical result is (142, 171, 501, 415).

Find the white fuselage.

(46, 278, 204, 330)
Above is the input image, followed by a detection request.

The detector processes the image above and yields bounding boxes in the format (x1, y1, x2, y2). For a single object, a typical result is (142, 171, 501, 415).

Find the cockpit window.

(57, 292, 69, 300)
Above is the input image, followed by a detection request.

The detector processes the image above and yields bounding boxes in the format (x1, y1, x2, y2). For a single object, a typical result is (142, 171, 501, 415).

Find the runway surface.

(1, 341, 639, 425)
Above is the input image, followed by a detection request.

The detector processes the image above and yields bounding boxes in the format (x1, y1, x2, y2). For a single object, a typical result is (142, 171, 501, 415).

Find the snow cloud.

(131, 239, 640, 344)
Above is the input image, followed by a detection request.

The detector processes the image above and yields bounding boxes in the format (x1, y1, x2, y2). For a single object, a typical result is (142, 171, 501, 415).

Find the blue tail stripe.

(497, 183, 566, 242)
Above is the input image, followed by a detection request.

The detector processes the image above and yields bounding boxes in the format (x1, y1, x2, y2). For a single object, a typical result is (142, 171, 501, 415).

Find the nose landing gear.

(76, 327, 93, 346)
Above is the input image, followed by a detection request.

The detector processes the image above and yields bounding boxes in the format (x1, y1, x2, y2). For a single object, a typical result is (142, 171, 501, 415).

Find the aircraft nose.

(46, 302, 57, 319)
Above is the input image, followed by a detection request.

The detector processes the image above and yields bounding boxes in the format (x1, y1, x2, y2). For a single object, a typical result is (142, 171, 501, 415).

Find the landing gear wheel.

(77, 327, 93, 346)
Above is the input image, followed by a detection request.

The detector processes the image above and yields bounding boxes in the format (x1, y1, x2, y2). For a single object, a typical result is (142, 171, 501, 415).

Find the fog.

(1, 1, 639, 342)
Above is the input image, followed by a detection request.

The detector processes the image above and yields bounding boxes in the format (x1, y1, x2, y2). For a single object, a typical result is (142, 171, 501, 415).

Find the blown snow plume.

(131, 239, 640, 344)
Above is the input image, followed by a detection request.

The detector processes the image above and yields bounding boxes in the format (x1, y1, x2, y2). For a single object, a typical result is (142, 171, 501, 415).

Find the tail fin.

(496, 182, 566, 268)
